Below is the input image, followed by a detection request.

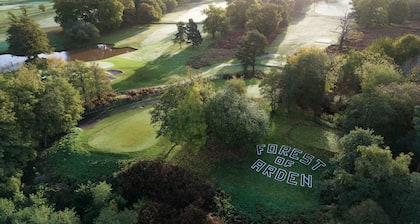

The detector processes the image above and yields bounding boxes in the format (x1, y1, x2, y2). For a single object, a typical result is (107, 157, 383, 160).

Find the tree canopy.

(202, 4, 229, 38)
(235, 30, 267, 75)
(6, 11, 52, 59)
(281, 47, 329, 115)
(205, 83, 269, 147)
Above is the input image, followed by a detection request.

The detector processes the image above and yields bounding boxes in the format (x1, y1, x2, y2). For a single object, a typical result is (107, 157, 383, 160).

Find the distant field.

(0, 0, 56, 52)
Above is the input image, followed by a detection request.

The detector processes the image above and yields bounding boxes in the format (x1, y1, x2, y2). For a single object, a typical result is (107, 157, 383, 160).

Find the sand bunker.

(107, 69, 123, 75)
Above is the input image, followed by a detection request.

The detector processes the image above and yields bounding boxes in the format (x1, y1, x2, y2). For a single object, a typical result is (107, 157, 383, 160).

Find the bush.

(113, 160, 218, 223)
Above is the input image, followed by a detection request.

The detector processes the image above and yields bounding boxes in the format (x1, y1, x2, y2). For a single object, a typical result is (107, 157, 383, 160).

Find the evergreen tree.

(186, 19, 202, 47)
(173, 21, 188, 47)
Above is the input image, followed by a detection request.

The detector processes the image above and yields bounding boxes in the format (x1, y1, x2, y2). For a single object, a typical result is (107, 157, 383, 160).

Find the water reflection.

(0, 44, 136, 72)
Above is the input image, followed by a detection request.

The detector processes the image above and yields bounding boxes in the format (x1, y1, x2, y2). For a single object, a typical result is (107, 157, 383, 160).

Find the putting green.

(87, 107, 159, 153)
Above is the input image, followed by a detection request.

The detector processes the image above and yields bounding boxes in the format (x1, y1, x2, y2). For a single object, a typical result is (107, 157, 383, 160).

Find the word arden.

(250, 144, 327, 188)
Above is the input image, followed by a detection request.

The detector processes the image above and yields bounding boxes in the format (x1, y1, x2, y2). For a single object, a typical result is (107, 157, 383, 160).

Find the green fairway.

(87, 107, 159, 153)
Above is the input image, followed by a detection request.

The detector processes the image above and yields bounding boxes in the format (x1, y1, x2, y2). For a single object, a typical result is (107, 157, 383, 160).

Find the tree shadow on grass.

(113, 45, 206, 90)
(47, 149, 133, 183)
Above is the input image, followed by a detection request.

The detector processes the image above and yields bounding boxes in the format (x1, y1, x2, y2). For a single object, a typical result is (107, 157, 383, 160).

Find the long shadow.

(113, 44, 206, 90)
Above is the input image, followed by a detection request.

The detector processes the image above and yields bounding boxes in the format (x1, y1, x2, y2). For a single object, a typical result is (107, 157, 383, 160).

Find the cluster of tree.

(173, 19, 203, 47)
(260, 34, 420, 170)
(151, 77, 269, 151)
(0, 60, 112, 196)
(320, 128, 420, 223)
(226, 0, 297, 38)
(52, 0, 203, 42)
(0, 152, 240, 223)
(351, 0, 420, 28)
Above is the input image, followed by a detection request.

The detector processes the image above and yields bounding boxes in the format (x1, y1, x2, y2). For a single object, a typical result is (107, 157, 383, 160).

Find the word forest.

(250, 144, 327, 188)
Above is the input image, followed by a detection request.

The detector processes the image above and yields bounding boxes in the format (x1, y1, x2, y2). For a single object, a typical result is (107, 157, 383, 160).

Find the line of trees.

(351, 0, 420, 28)
(52, 0, 204, 42)
(0, 59, 112, 196)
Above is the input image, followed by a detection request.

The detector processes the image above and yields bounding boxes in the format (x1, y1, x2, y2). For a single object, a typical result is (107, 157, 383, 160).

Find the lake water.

(0, 44, 135, 72)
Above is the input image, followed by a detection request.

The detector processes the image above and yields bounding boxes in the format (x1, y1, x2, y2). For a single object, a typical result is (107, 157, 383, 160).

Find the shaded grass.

(172, 108, 341, 220)
(87, 107, 159, 153)
(110, 42, 213, 90)
(47, 148, 131, 183)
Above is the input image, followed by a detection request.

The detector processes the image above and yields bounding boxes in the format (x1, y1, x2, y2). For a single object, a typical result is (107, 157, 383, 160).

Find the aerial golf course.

(0, 0, 371, 222)
(44, 0, 344, 219)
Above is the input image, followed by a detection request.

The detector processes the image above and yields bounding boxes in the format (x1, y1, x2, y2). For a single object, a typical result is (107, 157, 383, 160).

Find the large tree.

(150, 78, 214, 150)
(53, 0, 124, 37)
(6, 12, 52, 59)
(63, 61, 112, 109)
(186, 19, 203, 47)
(338, 127, 384, 173)
(352, 0, 390, 28)
(235, 30, 267, 76)
(321, 142, 418, 223)
(282, 47, 329, 116)
(388, 0, 410, 24)
(205, 85, 269, 147)
(226, 0, 260, 27)
(340, 88, 393, 133)
(245, 3, 283, 37)
(36, 76, 84, 148)
(202, 4, 229, 38)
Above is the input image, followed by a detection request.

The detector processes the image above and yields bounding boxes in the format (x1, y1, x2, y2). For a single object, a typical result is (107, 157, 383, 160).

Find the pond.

(0, 44, 136, 72)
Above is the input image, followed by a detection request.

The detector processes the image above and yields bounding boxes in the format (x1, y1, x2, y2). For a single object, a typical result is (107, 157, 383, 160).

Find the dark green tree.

(226, 0, 260, 27)
(53, 0, 124, 37)
(186, 19, 203, 47)
(388, 0, 410, 24)
(342, 199, 391, 224)
(63, 61, 112, 109)
(235, 30, 267, 76)
(340, 88, 393, 133)
(36, 76, 84, 148)
(246, 3, 283, 37)
(6, 12, 52, 59)
(352, 0, 390, 28)
(173, 21, 188, 47)
(202, 4, 229, 38)
(281, 47, 329, 116)
(338, 127, 384, 173)
(150, 78, 214, 151)
(205, 86, 269, 147)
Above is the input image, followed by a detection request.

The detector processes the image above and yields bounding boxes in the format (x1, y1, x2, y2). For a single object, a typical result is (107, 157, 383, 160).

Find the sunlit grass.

(87, 107, 159, 153)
